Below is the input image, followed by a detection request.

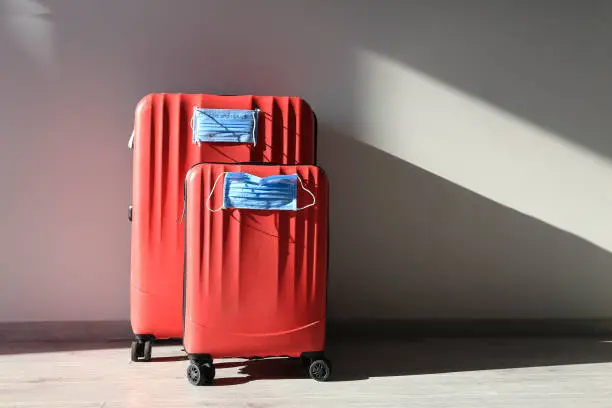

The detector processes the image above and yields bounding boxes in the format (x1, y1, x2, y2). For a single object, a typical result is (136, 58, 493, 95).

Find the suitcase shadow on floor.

(326, 337, 612, 382)
(150, 355, 189, 362)
(210, 337, 612, 384)
(212, 358, 312, 386)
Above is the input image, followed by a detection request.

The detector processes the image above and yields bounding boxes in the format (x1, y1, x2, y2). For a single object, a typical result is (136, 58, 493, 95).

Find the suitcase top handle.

(206, 172, 316, 212)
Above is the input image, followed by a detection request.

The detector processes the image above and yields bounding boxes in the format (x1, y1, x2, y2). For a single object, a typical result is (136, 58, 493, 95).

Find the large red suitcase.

(129, 94, 317, 361)
(182, 163, 330, 384)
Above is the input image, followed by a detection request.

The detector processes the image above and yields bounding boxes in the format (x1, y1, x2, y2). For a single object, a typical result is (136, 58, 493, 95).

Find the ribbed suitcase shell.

(183, 164, 328, 358)
(130, 94, 316, 340)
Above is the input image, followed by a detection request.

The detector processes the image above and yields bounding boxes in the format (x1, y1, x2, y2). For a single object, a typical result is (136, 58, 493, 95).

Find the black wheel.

(309, 359, 331, 382)
(130, 341, 144, 362)
(142, 340, 152, 362)
(201, 362, 215, 384)
(187, 362, 203, 386)
(187, 362, 215, 386)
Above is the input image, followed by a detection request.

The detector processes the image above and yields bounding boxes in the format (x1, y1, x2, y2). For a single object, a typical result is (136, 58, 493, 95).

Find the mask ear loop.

(296, 176, 316, 210)
(206, 172, 227, 212)
(252, 109, 260, 146)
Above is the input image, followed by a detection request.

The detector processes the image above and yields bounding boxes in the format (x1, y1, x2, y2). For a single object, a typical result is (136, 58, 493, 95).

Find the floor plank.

(1, 338, 612, 407)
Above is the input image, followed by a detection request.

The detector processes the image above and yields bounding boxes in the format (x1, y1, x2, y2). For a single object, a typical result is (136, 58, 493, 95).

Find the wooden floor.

(2, 338, 612, 407)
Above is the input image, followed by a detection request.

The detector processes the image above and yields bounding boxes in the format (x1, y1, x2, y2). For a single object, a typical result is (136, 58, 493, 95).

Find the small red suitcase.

(182, 163, 330, 384)
(129, 94, 317, 361)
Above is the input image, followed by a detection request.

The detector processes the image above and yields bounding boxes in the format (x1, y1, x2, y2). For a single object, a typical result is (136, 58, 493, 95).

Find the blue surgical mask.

(206, 172, 315, 212)
(192, 108, 259, 145)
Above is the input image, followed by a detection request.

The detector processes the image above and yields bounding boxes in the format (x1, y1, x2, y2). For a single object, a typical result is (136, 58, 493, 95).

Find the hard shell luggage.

(129, 94, 317, 361)
(182, 163, 330, 384)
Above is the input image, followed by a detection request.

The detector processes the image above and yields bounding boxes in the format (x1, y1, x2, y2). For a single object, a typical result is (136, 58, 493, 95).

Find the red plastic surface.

(183, 164, 328, 358)
(130, 94, 316, 339)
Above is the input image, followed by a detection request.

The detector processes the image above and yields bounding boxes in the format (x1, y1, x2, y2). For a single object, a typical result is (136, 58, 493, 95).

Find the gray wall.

(1, 0, 611, 322)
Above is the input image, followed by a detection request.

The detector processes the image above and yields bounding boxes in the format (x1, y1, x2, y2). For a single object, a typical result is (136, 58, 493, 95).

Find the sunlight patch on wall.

(355, 48, 612, 251)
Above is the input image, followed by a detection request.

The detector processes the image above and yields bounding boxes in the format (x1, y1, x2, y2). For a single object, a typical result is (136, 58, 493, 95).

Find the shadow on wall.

(320, 124, 612, 320)
(323, 0, 612, 159)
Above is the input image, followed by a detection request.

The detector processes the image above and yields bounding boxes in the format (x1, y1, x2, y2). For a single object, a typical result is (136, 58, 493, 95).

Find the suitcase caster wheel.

(187, 362, 215, 386)
(130, 341, 144, 362)
(143, 340, 152, 362)
(131, 340, 152, 362)
(308, 359, 331, 382)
